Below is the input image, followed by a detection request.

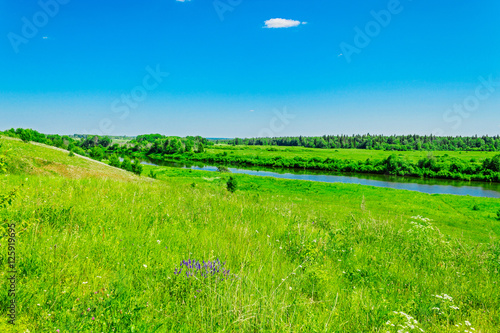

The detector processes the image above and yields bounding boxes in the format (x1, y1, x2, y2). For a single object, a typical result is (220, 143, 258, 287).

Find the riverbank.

(140, 145, 500, 183)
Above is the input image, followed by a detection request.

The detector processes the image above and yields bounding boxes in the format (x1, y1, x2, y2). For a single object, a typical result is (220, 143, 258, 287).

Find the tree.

(185, 140, 194, 153)
(20, 129, 32, 143)
(132, 160, 143, 176)
(109, 154, 121, 168)
(98, 136, 112, 147)
(121, 157, 133, 172)
(226, 176, 238, 193)
(90, 147, 104, 161)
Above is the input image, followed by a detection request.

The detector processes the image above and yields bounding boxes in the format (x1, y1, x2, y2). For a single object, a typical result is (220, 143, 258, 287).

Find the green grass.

(1, 138, 500, 332)
(208, 144, 499, 163)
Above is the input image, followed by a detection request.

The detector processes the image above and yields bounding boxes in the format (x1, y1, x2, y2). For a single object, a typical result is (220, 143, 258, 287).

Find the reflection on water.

(141, 158, 500, 198)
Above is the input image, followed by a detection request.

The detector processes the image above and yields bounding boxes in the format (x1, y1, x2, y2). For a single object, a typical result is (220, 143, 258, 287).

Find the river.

(136, 158, 500, 198)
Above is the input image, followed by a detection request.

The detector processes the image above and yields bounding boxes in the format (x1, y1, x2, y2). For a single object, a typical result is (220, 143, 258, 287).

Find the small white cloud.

(176, 0, 190, 2)
(264, 18, 305, 29)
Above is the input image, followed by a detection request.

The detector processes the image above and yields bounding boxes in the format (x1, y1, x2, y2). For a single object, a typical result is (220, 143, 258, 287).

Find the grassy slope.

(1, 138, 499, 332)
(208, 144, 498, 163)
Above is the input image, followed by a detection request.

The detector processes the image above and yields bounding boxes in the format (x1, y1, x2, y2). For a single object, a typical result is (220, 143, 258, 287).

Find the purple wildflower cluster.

(173, 258, 232, 280)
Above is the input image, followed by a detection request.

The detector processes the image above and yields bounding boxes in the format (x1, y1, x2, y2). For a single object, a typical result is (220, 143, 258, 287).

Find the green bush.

(109, 154, 121, 168)
(132, 160, 143, 176)
(121, 156, 133, 172)
(226, 176, 238, 193)
(20, 129, 32, 143)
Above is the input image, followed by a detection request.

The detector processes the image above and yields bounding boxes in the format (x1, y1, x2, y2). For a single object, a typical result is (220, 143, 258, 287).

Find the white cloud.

(264, 18, 306, 29)
(176, 0, 190, 2)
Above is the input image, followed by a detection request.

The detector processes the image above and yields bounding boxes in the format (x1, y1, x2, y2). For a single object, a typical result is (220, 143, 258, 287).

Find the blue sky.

(1, 0, 499, 137)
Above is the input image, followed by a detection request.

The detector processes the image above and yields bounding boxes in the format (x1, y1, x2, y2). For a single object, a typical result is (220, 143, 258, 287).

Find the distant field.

(208, 144, 498, 163)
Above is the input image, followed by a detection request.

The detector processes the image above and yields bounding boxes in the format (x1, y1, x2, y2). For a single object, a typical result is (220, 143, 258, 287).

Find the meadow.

(207, 145, 500, 163)
(1, 137, 500, 332)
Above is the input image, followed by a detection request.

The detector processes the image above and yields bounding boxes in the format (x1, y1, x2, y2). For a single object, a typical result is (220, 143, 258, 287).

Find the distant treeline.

(222, 135, 500, 151)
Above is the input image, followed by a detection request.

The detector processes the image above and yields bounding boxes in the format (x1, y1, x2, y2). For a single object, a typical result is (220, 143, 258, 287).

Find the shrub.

(72, 146, 86, 156)
(109, 154, 121, 168)
(20, 129, 32, 143)
(217, 166, 231, 173)
(227, 176, 238, 193)
(132, 160, 143, 176)
(121, 157, 133, 172)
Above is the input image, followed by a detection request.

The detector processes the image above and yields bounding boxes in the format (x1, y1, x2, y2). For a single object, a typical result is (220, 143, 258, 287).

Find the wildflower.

(82, 282, 88, 284)
(289, 287, 292, 290)
(56, 330, 60, 333)
(96, 276, 102, 278)
(143, 264, 147, 268)
(157, 240, 161, 244)
(465, 321, 471, 326)
(450, 305, 459, 310)
(92, 317, 95, 320)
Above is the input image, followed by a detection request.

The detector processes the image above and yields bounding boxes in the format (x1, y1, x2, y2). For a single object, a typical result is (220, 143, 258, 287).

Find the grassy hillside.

(1, 138, 499, 332)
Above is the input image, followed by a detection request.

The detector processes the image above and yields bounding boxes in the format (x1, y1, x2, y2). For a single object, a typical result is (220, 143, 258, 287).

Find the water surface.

(140, 158, 500, 198)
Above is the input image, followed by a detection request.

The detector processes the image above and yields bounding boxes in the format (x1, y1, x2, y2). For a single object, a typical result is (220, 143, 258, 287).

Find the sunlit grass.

(208, 144, 499, 163)
(0, 138, 499, 332)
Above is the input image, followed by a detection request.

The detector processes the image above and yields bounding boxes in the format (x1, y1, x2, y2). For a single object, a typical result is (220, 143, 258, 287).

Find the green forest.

(224, 134, 500, 151)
